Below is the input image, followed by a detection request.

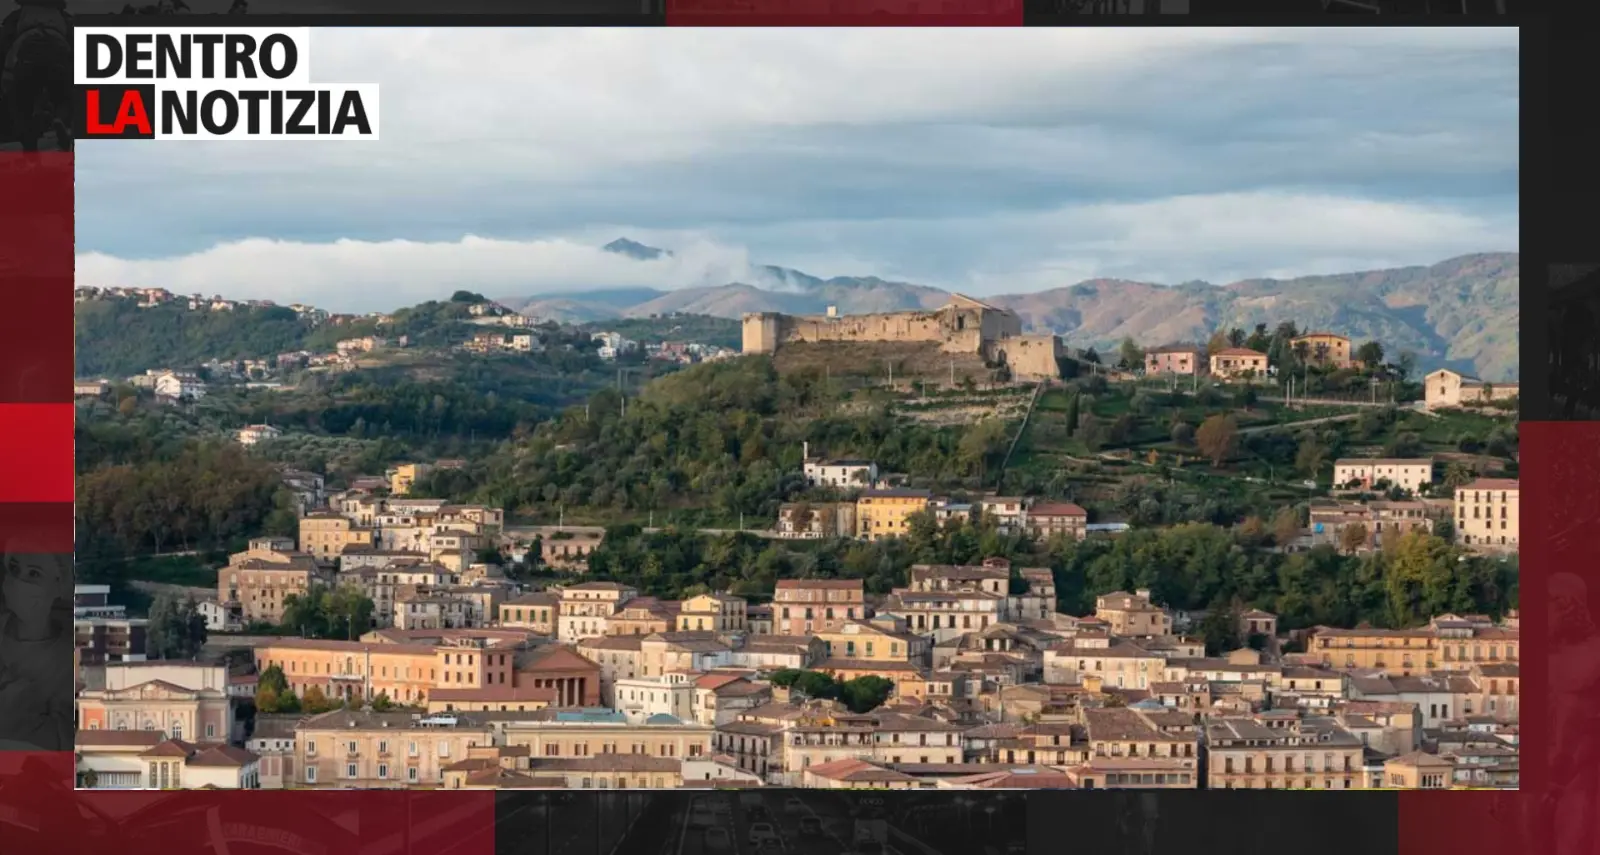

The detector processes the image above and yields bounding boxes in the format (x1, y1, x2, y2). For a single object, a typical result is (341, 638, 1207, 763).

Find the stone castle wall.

(742, 300, 1059, 381)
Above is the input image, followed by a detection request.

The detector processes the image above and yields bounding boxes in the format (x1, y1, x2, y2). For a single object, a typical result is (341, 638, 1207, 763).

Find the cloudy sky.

(75, 28, 1519, 313)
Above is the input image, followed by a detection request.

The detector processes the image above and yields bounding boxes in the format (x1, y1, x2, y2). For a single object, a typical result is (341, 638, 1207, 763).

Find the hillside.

(501, 244, 1520, 381)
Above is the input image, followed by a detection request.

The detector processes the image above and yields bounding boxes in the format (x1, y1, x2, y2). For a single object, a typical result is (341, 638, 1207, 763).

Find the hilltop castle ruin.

(741, 294, 1065, 381)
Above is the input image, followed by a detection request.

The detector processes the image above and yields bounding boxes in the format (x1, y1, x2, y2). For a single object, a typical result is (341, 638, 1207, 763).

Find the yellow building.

(1383, 751, 1456, 789)
(1309, 614, 1518, 677)
(856, 488, 932, 541)
(299, 512, 376, 564)
(295, 709, 493, 788)
(1292, 333, 1354, 369)
(1206, 716, 1365, 790)
(816, 619, 927, 664)
(388, 463, 433, 496)
(676, 593, 748, 633)
(1209, 347, 1268, 379)
(1456, 478, 1518, 552)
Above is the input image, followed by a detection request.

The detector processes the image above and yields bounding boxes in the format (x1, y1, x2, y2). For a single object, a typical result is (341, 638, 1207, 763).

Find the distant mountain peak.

(602, 238, 670, 261)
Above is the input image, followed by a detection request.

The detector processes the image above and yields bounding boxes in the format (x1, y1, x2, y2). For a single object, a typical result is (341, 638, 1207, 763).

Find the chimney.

(1136, 588, 1151, 602)
(826, 306, 838, 318)
(803, 441, 810, 462)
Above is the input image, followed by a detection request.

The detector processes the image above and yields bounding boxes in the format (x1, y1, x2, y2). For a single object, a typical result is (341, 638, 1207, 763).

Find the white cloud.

(75, 27, 1519, 308)
(75, 192, 1515, 309)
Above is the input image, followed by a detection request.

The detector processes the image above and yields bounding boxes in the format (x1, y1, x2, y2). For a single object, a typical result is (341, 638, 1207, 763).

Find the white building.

(1333, 458, 1435, 492)
(150, 370, 206, 401)
(236, 424, 282, 446)
(802, 443, 878, 489)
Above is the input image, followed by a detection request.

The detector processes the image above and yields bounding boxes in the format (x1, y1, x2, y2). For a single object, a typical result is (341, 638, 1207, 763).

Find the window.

(306, 767, 317, 783)
(345, 764, 357, 779)
(409, 767, 419, 782)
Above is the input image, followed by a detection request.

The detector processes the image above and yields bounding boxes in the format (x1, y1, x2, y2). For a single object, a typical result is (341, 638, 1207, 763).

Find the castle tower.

(742, 312, 781, 354)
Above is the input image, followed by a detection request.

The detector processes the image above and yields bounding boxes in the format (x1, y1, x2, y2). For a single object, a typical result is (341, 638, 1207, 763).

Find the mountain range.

(499, 242, 1519, 381)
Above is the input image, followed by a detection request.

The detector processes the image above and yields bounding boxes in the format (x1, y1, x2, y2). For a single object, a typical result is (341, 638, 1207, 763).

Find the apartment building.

(296, 709, 494, 788)
(802, 448, 879, 489)
(976, 496, 1029, 533)
(856, 488, 932, 540)
(1333, 458, 1434, 492)
(501, 707, 713, 765)
(1456, 478, 1519, 551)
(557, 582, 639, 642)
(1292, 332, 1353, 369)
(1081, 705, 1199, 789)
(498, 592, 558, 635)
(336, 560, 456, 628)
(1143, 344, 1205, 376)
(676, 593, 748, 633)
(1093, 589, 1172, 638)
(542, 529, 605, 570)
(299, 512, 377, 564)
(1043, 639, 1165, 690)
(1205, 715, 1365, 790)
(74, 584, 148, 665)
(1311, 615, 1518, 678)
(1210, 347, 1267, 379)
(1025, 501, 1088, 542)
(387, 463, 433, 496)
(217, 540, 327, 626)
(605, 597, 679, 636)
(773, 578, 866, 636)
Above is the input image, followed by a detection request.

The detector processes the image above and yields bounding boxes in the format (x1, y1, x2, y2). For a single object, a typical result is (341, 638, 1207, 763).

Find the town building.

(217, 540, 326, 626)
(772, 578, 866, 636)
(1209, 347, 1268, 379)
(1455, 478, 1518, 551)
(76, 662, 235, 743)
(295, 709, 492, 788)
(776, 502, 856, 539)
(856, 488, 933, 540)
(802, 446, 879, 489)
(1333, 458, 1434, 492)
(298, 512, 377, 564)
(677, 593, 749, 633)
(73, 584, 149, 665)
(556, 581, 638, 642)
(1025, 501, 1088, 541)
(1423, 369, 1520, 410)
(1308, 613, 1518, 676)
(1291, 333, 1354, 369)
(1143, 344, 1205, 376)
(235, 424, 282, 446)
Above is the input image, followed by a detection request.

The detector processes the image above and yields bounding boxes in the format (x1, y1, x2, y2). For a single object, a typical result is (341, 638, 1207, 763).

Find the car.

(748, 822, 781, 847)
(703, 827, 732, 852)
(784, 797, 807, 815)
(799, 816, 823, 836)
(759, 840, 786, 854)
(857, 842, 884, 855)
(689, 805, 718, 829)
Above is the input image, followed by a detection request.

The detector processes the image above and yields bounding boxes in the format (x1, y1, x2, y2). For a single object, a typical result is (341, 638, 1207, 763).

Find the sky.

(75, 28, 1520, 313)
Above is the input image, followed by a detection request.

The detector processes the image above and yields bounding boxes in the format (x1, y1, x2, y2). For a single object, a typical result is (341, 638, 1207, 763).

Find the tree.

(1118, 337, 1144, 371)
(1271, 507, 1302, 546)
(371, 692, 395, 711)
(1198, 605, 1242, 655)
(148, 593, 207, 660)
(1339, 523, 1369, 554)
(1170, 421, 1194, 446)
(1294, 437, 1327, 479)
(1355, 341, 1385, 370)
(1395, 350, 1418, 382)
(1206, 330, 1229, 356)
(1081, 347, 1101, 366)
(302, 685, 337, 714)
(1064, 393, 1080, 437)
(1194, 415, 1239, 467)
(838, 676, 895, 714)
(1227, 328, 1246, 348)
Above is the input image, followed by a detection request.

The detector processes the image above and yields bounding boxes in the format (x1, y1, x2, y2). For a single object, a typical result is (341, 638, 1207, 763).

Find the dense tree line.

(75, 441, 298, 559)
(418, 358, 1015, 524)
(767, 669, 895, 714)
